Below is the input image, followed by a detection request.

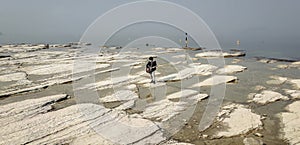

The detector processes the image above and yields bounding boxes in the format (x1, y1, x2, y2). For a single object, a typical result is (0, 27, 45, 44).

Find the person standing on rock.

(146, 57, 157, 84)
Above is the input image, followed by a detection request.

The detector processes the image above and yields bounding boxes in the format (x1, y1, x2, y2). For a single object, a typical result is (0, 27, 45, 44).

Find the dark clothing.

(146, 60, 157, 73)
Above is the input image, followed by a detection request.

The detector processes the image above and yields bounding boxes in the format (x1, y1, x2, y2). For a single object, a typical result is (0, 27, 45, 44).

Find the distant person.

(146, 57, 157, 84)
(45, 44, 49, 49)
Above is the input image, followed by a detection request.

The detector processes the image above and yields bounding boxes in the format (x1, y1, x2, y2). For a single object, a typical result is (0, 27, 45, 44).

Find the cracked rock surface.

(278, 101, 300, 145)
(0, 94, 166, 145)
(214, 104, 262, 138)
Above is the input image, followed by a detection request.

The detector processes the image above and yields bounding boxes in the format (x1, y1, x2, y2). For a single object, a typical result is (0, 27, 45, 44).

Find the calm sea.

(222, 47, 300, 61)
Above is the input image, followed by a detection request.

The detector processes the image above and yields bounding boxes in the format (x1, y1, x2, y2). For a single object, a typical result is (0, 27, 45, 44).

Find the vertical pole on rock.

(185, 32, 188, 48)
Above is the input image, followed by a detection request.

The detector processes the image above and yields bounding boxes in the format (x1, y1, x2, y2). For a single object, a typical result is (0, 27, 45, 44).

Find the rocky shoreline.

(0, 43, 299, 144)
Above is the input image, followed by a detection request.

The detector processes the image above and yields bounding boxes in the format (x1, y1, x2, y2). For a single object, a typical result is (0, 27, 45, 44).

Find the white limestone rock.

(191, 75, 237, 87)
(289, 79, 300, 89)
(232, 59, 242, 64)
(122, 61, 143, 67)
(158, 74, 178, 82)
(125, 84, 138, 92)
(94, 111, 165, 145)
(284, 89, 300, 99)
(22, 63, 110, 75)
(166, 90, 208, 102)
(214, 104, 262, 138)
(0, 81, 65, 98)
(266, 76, 288, 85)
(167, 90, 198, 100)
(277, 64, 289, 69)
(254, 85, 266, 91)
(142, 99, 189, 122)
(216, 65, 247, 74)
(115, 100, 135, 111)
(0, 94, 68, 126)
(142, 92, 207, 123)
(157, 64, 217, 82)
(193, 64, 218, 76)
(172, 54, 187, 59)
(70, 133, 114, 145)
(278, 101, 300, 145)
(251, 90, 289, 104)
(162, 140, 195, 145)
(243, 137, 264, 145)
(290, 61, 300, 68)
(254, 133, 263, 137)
(0, 72, 27, 82)
(177, 68, 196, 80)
(0, 69, 97, 97)
(167, 48, 184, 52)
(188, 94, 209, 102)
(258, 59, 277, 64)
(152, 47, 166, 51)
(82, 75, 139, 90)
(195, 51, 245, 58)
(0, 98, 166, 145)
(21, 63, 70, 75)
(99, 90, 138, 103)
(156, 67, 196, 83)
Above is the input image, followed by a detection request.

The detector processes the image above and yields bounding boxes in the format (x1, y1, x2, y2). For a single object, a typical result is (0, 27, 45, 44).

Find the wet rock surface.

(284, 89, 300, 99)
(289, 79, 300, 89)
(1, 45, 299, 144)
(266, 76, 288, 85)
(243, 137, 264, 145)
(195, 50, 246, 58)
(191, 75, 237, 87)
(278, 101, 300, 145)
(214, 104, 262, 138)
(251, 90, 289, 104)
(216, 65, 247, 74)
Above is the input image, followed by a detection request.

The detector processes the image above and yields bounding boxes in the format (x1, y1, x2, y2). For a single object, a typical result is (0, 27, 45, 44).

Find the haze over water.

(0, 0, 299, 60)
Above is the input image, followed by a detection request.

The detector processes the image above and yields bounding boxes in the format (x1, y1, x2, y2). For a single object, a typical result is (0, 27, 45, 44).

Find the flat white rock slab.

(251, 90, 289, 104)
(216, 65, 247, 74)
(142, 99, 189, 122)
(142, 93, 207, 123)
(163, 140, 195, 145)
(115, 100, 135, 110)
(191, 75, 237, 87)
(289, 79, 300, 89)
(158, 74, 178, 82)
(22, 63, 110, 75)
(167, 89, 198, 100)
(266, 76, 288, 85)
(0, 94, 68, 126)
(99, 90, 138, 103)
(82, 75, 138, 90)
(195, 51, 245, 58)
(21, 64, 72, 75)
(157, 64, 218, 82)
(243, 137, 264, 145)
(156, 69, 192, 82)
(289, 61, 300, 68)
(278, 101, 300, 145)
(0, 72, 27, 82)
(284, 89, 300, 99)
(214, 104, 262, 138)
(193, 64, 217, 76)
(188, 94, 209, 102)
(0, 96, 166, 145)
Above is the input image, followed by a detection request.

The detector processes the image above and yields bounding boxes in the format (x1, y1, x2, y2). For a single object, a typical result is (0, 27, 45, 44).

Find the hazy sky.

(0, 0, 300, 52)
